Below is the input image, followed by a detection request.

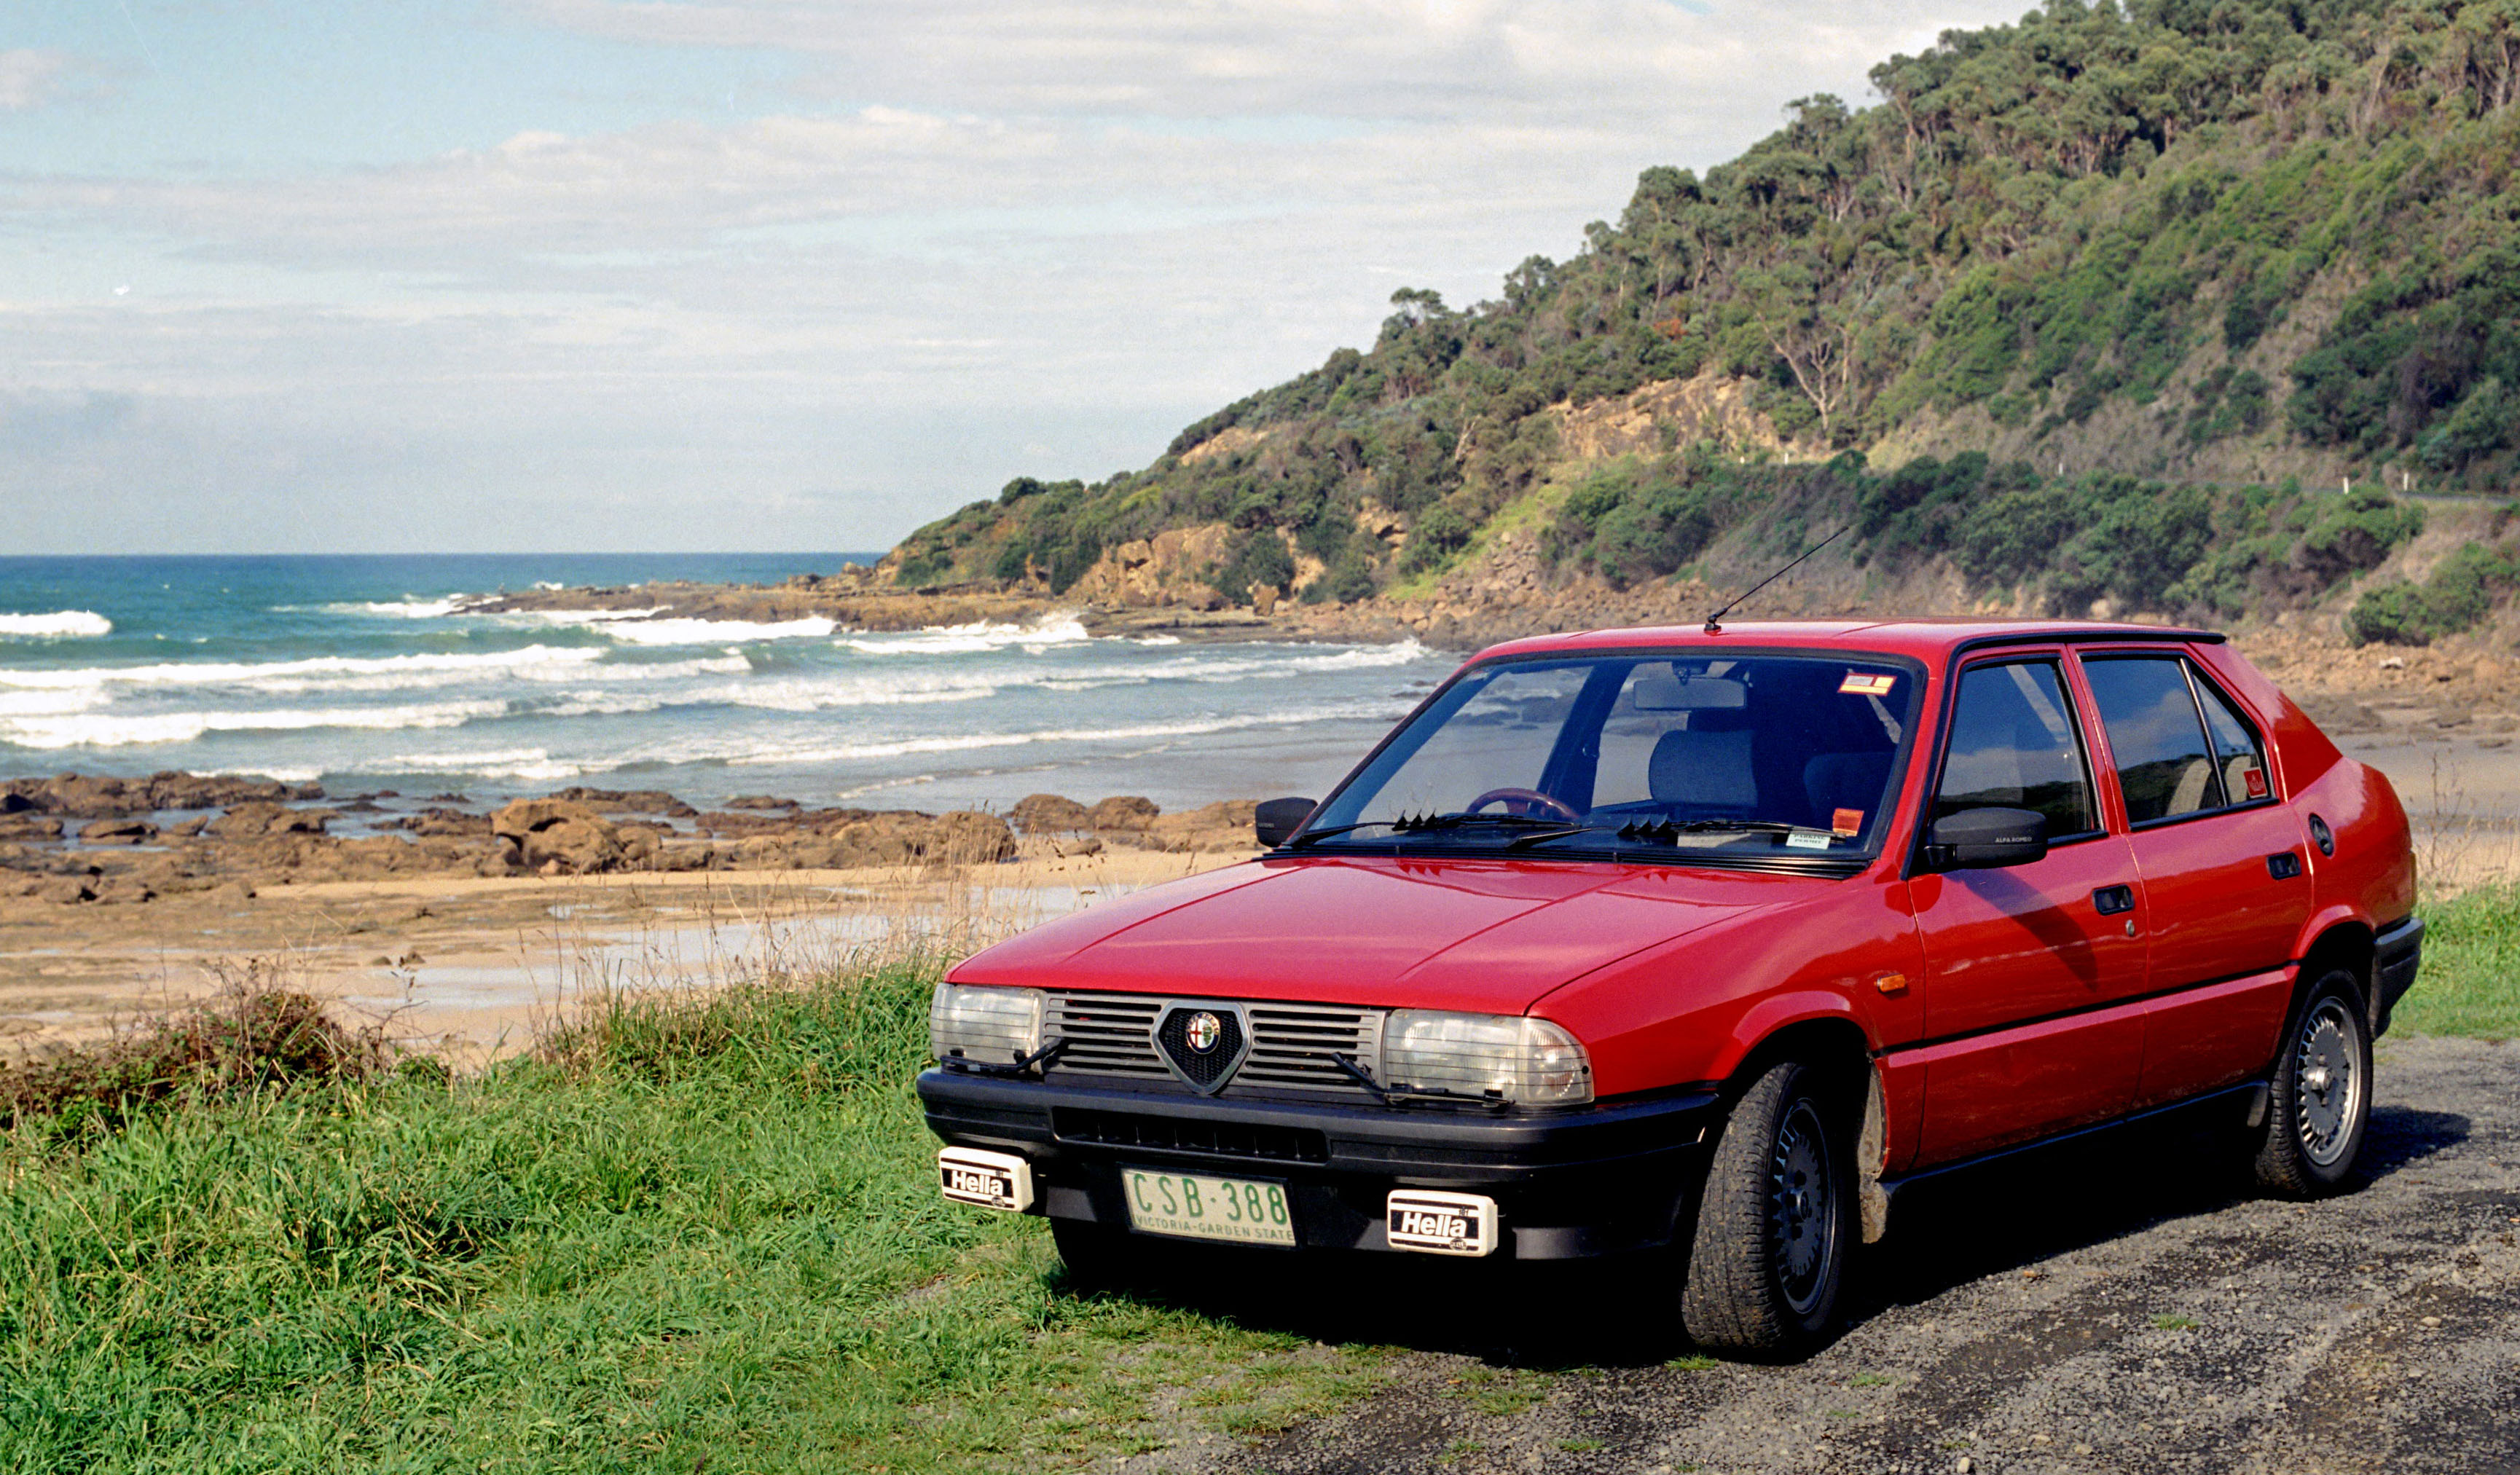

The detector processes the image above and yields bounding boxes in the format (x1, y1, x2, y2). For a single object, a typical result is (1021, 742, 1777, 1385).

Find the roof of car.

(1471, 618, 2226, 664)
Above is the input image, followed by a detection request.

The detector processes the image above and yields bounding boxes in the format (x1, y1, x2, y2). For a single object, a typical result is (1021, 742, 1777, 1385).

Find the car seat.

(1648, 712, 1757, 814)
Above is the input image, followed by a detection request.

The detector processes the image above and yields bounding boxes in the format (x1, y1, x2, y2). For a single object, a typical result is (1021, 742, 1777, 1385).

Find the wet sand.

(0, 840, 1255, 1066)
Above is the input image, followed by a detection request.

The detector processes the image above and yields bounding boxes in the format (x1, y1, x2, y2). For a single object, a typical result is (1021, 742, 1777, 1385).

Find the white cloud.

(0, 49, 73, 111)
(0, 2, 2033, 551)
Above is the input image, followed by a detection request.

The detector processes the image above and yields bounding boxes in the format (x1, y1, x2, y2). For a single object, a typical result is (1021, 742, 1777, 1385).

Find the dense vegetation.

(892, 0, 2520, 618)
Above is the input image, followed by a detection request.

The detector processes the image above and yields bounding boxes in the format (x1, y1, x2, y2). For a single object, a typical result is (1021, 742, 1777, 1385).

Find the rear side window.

(1935, 661, 2099, 839)
(2083, 656, 2242, 823)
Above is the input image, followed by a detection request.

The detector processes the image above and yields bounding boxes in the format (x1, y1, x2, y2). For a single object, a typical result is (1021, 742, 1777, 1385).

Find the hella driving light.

(930, 983, 1043, 1065)
(1380, 1012, 1593, 1105)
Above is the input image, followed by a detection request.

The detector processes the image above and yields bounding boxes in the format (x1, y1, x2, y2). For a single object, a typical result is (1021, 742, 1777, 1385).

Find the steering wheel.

(1465, 787, 1582, 822)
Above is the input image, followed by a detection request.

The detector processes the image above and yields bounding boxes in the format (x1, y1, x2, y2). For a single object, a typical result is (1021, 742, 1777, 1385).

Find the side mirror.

(1924, 806, 2049, 871)
(1255, 797, 1318, 848)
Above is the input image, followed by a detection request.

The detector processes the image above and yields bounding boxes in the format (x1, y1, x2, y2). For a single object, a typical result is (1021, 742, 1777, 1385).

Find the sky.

(0, 0, 2031, 554)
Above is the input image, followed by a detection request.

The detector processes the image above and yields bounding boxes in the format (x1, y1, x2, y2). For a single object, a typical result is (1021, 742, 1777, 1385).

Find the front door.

(1911, 656, 2148, 1165)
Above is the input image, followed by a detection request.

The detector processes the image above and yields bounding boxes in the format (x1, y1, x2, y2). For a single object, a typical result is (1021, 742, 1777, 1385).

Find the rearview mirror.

(1924, 806, 2049, 871)
(1255, 797, 1317, 848)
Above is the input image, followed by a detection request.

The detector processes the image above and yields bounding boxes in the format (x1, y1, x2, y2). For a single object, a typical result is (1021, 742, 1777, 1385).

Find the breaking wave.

(0, 610, 112, 640)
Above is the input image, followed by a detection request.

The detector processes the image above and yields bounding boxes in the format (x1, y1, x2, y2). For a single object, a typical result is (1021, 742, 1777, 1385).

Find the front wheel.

(2253, 969, 2373, 1197)
(1681, 1060, 1853, 1359)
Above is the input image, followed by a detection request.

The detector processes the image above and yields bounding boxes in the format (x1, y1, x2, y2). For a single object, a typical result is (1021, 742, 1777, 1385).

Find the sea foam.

(0, 699, 511, 750)
(0, 610, 113, 640)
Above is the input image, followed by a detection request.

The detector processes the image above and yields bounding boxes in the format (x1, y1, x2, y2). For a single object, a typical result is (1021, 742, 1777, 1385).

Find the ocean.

(0, 555, 1448, 814)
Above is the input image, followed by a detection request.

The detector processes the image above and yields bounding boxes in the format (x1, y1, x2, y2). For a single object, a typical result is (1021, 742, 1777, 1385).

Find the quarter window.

(1935, 661, 2099, 838)
(2082, 656, 2234, 823)
(2194, 674, 2273, 803)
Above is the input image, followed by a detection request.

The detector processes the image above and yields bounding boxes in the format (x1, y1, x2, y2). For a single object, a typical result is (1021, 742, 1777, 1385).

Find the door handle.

(2266, 851, 2304, 879)
(2092, 884, 2135, 916)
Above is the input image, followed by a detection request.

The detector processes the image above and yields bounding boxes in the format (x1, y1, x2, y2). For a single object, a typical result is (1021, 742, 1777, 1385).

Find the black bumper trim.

(2374, 915, 2422, 1037)
(916, 1069, 1721, 1260)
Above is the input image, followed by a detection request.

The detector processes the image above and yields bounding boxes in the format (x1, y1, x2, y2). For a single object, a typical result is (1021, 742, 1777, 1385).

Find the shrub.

(2346, 544, 2519, 645)
(1398, 504, 1475, 576)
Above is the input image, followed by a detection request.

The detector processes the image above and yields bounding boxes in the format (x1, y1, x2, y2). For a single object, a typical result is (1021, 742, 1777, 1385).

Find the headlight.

(1379, 1011, 1593, 1105)
(930, 983, 1043, 1065)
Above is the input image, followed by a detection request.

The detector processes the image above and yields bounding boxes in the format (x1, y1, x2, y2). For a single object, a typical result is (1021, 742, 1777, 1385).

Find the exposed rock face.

(1549, 368, 1800, 461)
(490, 799, 627, 875)
(0, 815, 65, 842)
(1064, 524, 1235, 610)
(1088, 796, 1161, 830)
(1010, 793, 1092, 833)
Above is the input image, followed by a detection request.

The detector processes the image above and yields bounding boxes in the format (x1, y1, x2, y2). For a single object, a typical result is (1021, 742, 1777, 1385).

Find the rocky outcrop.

(1, 771, 318, 817)
(206, 803, 337, 838)
(1115, 801, 1260, 854)
(1087, 796, 1161, 830)
(490, 799, 639, 875)
(0, 774, 1257, 908)
(1010, 793, 1092, 833)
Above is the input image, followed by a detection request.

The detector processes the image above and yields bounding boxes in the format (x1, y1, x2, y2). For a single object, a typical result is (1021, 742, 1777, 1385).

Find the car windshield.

(1300, 652, 1920, 862)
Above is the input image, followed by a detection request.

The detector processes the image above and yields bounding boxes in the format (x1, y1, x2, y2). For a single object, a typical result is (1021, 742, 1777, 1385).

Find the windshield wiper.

(1287, 811, 1571, 849)
(1504, 818, 1808, 850)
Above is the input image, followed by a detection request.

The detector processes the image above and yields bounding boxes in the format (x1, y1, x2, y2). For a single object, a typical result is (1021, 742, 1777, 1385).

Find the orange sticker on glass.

(1839, 672, 1897, 696)
(1832, 808, 1864, 836)
(2244, 766, 2269, 799)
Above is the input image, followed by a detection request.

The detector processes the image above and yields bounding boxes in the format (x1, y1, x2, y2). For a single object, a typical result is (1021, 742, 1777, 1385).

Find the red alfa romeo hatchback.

(919, 621, 2422, 1356)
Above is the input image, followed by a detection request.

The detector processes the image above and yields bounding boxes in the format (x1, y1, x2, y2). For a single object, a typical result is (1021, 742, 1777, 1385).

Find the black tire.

(1681, 1059, 1854, 1359)
(2253, 968, 2374, 1197)
(1049, 1218, 1136, 1292)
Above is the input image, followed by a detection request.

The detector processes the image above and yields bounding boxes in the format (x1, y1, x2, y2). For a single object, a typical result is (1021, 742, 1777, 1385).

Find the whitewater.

(0, 554, 1448, 812)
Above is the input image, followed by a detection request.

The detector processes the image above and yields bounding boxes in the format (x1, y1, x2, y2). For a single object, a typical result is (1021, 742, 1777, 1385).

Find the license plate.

(1120, 1166, 1295, 1246)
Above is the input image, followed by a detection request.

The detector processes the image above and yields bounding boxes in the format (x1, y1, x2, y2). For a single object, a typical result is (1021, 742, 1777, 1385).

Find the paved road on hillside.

(1125, 1034, 2520, 1475)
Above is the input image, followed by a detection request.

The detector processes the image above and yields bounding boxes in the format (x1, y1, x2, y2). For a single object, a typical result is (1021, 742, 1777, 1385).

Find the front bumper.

(916, 1068, 1719, 1259)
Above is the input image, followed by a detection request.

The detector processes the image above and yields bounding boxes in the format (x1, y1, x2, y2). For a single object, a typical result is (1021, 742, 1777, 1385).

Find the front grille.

(1043, 991, 1382, 1099)
(1155, 1007, 1245, 1089)
(1053, 1107, 1329, 1163)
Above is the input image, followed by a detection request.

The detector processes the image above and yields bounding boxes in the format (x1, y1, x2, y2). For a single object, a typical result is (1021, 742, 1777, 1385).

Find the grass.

(0, 959, 1381, 1472)
(2396, 884, 2520, 1039)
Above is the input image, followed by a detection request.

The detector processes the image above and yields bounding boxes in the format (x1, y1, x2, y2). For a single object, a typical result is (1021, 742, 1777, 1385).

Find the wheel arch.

(2295, 916, 2379, 1036)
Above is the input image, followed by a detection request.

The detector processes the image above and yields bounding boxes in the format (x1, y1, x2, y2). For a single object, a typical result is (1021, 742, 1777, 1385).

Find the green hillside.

(891, 0, 2520, 630)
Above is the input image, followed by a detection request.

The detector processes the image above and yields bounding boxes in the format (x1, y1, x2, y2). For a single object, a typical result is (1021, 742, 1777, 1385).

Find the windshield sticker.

(2244, 766, 2270, 799)
(1785, 830, 1833, 851)
(1832, 808, 1864, 836)
(1839, 672, 1898, 696)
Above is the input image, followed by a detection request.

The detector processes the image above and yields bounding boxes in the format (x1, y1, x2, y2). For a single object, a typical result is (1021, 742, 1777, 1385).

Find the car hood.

(949, 854, 1826, 1015)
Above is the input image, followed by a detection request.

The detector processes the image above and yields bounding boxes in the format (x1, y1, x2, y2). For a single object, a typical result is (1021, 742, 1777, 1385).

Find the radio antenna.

(1702, 524, 1848, 635)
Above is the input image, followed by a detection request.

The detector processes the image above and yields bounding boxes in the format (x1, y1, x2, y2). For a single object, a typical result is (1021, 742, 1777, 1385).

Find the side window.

(2193, 674, 2272, 803)
(1935, 661, 2099, 838)
(2082, 656, 2223, 823)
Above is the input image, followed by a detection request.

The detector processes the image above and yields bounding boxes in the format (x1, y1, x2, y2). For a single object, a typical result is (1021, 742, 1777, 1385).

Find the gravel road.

(1123, 1034, 2520, 1475)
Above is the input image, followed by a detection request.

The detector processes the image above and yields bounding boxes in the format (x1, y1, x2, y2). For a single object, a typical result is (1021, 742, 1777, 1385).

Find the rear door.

(2074, 647, 2309, 1106)
(1910, 655, 2148, 1165)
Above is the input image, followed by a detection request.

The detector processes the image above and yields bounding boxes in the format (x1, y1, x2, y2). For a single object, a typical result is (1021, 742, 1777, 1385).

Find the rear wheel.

(1681, 1060, 1853, 1359)
(2253, 969, 2373, 1197)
